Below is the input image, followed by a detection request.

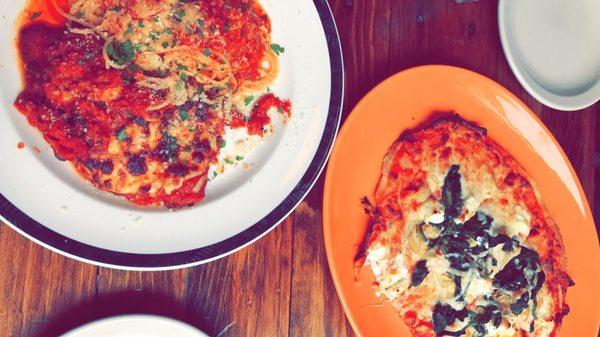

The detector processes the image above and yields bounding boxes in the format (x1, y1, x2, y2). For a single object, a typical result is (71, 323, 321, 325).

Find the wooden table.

(1, 1, 597, 336)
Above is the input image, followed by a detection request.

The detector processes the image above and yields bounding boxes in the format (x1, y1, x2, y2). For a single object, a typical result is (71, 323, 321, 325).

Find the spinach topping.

(424, 211, 494, 275)
(452, 275, 462, 297)
(441, 164, 462, 218)
(510, 291, 530, 315)
(473, 304, 502, 328)
(410, 260, 429, 287)
(493, 247, 543, 291)
(490, 234, 515, 252)
(432, 303, 468, 334)
(433, 304, 502, 337)
(421, 165, 546, 336)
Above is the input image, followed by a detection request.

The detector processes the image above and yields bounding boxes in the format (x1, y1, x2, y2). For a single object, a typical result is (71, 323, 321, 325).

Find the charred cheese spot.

(127, 154, 147, 176)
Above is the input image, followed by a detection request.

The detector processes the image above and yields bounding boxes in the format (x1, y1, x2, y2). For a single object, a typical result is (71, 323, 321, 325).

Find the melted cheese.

(464, 275, 493, 304)
(366, 244, 410, 300)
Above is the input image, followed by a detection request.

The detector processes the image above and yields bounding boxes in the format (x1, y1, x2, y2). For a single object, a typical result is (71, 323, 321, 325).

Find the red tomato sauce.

(230, 94, 291, 136)
(14, 0, 290, 208)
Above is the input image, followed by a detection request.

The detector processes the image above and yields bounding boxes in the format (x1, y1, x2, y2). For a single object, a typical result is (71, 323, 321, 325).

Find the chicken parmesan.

(14, 0, 290, 208)
(355, 116, 572, 337)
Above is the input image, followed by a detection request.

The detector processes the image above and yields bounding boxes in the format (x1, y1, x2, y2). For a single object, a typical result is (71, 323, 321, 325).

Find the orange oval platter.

(323, 65, 599, 337)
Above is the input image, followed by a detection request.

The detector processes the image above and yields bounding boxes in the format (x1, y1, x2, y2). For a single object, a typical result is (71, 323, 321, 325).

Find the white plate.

(498, 0, 600, 111)
(59, 315, 208, 337)
(0, 0, 343, 269)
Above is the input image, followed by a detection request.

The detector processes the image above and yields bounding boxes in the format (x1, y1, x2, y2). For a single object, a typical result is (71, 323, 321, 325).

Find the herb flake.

(270, 43, 285, 56)
(117, 129, 127, 141)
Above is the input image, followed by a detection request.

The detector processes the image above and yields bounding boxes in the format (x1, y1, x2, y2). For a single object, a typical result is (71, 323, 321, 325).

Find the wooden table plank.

(0, 1, 597, 337)
(93, 268, 189, 322)
(0, 226, 97, 337)
(289, 201, 355, 337)
(184, 219, 293, 337)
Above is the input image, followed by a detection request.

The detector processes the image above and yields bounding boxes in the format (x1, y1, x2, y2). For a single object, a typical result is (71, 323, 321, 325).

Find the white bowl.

(498, 0, 600, 111)
(59, 315, 208, 337)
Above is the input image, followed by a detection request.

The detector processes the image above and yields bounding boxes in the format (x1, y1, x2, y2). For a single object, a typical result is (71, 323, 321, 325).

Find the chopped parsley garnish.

(149, 31, 158, 40)
(137, 20, 144, 27)
(203, 48, 211, 57)
(29, 11, 41, 20)
(225, 158, 234, 164)
(162, 41, 169, 49)
(180, 73, 189, 81)
(173, 9, 185, 22)
(185, 23, 193, 34)
(244, 96, 254, 106)
(270, 43, 285, 56)
(106, 40, 135, 66)
(177, 65, 188, 71)
(197, 19, 204, 29)
(153, 16, 160, 22)
(77, 59, 86, 65)
(179, 110, 189, 120)
(235, 155, 244, 161)
(220, 139, 226, 148)
(125, 23, 134, 35)
(117, 129, 127, 141)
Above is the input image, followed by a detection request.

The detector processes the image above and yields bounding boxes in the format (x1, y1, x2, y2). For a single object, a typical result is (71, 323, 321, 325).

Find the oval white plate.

(498, 0, 600, 111)
(59, 315, 208, 337)
(0, 0, 343, 269)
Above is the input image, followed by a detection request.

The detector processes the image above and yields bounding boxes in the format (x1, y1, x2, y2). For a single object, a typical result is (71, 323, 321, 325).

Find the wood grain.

(0, 226, 97, 337)
(184, 219, 293, 336)
(289, 201, 355, 337)
(0, 1, 597, 337)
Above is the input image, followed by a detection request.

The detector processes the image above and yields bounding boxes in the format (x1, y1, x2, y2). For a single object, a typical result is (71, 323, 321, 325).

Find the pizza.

(355, 116, 573, 337)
